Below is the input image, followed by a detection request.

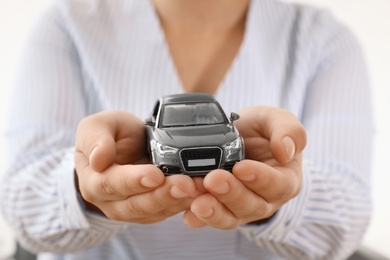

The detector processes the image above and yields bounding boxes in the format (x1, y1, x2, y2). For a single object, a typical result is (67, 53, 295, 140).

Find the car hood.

(153, 124, 239, 148)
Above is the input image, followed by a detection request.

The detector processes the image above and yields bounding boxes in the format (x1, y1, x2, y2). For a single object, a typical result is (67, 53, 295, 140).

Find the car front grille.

(180, 147, 222, 172)
(221, 162, 236, 172)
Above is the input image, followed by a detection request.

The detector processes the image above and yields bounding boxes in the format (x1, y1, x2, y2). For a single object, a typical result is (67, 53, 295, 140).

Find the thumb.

(271, 135, 297, 163)
(88, 136, 116, 172)
(75, 113, 117, 172)
(237, 106, 306, 163)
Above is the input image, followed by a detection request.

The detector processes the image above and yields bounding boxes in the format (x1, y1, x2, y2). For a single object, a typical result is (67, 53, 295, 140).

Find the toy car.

(145, 93, 244, 176)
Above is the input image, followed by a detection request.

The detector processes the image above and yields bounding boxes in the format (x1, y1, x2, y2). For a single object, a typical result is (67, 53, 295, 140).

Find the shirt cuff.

(58, 147, 127, 231)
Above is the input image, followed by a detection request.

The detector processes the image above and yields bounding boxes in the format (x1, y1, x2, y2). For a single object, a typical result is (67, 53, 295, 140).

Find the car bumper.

(150, 146, 244, 176)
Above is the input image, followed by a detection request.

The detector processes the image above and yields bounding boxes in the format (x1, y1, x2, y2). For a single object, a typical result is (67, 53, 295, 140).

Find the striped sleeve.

(0, 7, 127, 253)
(238, 10, 374, 260)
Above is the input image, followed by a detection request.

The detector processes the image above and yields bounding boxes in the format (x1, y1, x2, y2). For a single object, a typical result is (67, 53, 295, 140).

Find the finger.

(190, 193, 240, 230)
(192, 177, 208, 194)
(121, 197, 195, 224)
(203, 170, 274, 221)
(88, 138, 117, 172)
(75, 112, 116, 172)
(97, 197, 193, 223)
(237, 106, 307, 163)
(77, 164, 165, 203)
(183, 209, 208, 228)
(104, 175, 196, 221)
(233, 160, 302, 203)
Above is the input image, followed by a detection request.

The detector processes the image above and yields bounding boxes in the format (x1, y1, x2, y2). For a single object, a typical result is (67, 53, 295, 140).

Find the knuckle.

(100, 176, 118, 197)
(101, 174, 130, 200)
(271, 174, 296, 203)
(153, 194, 172, 209)
(133, 215, 166, 225)
(248, 202, 272, 220)
(78, 180, 97, 204)
(105, 207, 135, 222)
(126, 196, 149, 217)
(274, 187, 293, 203)
(263, 204, 276, 219)
(282, 175, 301, 200)
(282, 182, 295, 199)
(79, 189, 95, 204)
(291, 180, 302, 198)
(84, 135, 99, 155)
(105, 211, 122, 222)
(220, 219, 240, 230)
(125, 173, 150, 195)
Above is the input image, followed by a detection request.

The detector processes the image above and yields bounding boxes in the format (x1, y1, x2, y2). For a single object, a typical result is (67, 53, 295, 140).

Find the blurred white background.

(0, 0, 389, 259)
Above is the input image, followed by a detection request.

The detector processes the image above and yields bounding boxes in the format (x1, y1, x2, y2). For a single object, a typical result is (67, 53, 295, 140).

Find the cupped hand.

(183, 106, 307, 229)
(74, 111, 197, 223)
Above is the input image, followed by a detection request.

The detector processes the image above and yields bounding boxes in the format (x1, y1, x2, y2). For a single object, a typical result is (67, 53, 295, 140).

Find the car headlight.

(154, 141, 179, 157)
(223, 137, 242, 150)
(223, 137, 243, 160)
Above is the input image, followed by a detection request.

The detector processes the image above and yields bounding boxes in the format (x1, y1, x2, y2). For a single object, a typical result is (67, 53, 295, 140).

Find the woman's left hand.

(183, 106, 307, 229)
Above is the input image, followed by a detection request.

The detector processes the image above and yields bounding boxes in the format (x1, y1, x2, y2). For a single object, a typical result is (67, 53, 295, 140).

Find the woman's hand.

(183, 106, 307, 229)
(74, 111, 197, 223)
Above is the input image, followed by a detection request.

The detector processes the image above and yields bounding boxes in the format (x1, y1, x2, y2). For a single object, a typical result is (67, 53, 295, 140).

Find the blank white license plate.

(188, 158, 216, 167)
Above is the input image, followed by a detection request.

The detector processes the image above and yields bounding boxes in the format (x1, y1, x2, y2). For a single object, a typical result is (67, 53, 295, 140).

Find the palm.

(236, 106, 305, 163)
(75, 111, 198, 223)
(114, 134, 149, 165)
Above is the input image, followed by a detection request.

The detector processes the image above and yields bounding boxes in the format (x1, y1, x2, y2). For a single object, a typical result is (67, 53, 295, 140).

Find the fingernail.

(171, 186, 189, 198)
(141, 177, 159, 188)
(89, 145, 99, 162)
(213, 182, 230, 194)
(198, 208, 214, 218)
(282, 136, 295, 160)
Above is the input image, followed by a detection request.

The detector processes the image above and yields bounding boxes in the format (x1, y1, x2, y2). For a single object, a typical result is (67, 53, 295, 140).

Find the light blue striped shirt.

(1, 0, 374, 259)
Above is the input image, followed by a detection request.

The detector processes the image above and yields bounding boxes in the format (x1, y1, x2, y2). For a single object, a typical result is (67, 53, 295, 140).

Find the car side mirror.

(230, 112, 240, 122)
(145, 117, 155, 127)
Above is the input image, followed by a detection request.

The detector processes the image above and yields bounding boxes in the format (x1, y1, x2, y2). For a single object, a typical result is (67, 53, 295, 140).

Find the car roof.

(160, 93, 217, 105)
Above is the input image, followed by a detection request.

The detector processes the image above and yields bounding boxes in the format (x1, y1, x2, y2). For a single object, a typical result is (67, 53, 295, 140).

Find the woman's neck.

(152, 0, 250, 33)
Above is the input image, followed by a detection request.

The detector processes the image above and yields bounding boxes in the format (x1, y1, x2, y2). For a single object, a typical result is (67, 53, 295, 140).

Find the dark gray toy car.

(145, 93, 245, 176)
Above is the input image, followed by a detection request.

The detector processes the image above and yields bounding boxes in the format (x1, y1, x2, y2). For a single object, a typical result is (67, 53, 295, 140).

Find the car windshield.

(161, 102, 226, 127)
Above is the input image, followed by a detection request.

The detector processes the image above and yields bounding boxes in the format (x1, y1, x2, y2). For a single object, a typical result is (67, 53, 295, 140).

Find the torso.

(161, 18, 246, 94)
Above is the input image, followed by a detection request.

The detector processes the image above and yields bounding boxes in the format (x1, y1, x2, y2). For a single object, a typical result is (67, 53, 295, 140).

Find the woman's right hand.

(74, 111, 197, 223)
